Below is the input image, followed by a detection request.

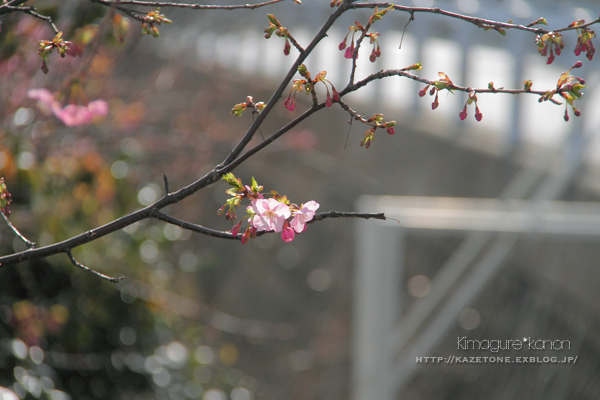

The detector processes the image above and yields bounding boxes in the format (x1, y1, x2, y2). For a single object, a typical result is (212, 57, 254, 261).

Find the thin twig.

(399, 11, 414, 49)
(0, 212, 36, 249)
(66, 250, 124, 283)
(344, 118, 353, 149)
(163, 174, 170, 195)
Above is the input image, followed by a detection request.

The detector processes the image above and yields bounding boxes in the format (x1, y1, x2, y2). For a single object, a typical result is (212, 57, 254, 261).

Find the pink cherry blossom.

(88, 99, 109, 116)
(250, 198, 291, 233)
(290, 200, 319, 233)
(27, 88, 108, 127)
(27, 88, 55, 105)
(56, 104, 93, 126)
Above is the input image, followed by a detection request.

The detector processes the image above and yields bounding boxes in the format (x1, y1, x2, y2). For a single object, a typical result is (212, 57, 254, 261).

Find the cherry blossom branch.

(154, 209, 386, 239)
(0, 211, 36, 249)
(349, 2, 600, 34)
(0, 0, 594, 275)
(90, 0, 289, 11)
(66, 250, 124, 283)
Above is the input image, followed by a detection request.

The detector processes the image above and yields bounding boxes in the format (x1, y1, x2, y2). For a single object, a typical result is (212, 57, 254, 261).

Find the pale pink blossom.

(250, 198, 291, 233)
(290, 200, 319, 233)
(27, 88, 108, 127)
(27, 88, 55, 105)
(56, 104, 93, 126)
(87, 99, 109, 116)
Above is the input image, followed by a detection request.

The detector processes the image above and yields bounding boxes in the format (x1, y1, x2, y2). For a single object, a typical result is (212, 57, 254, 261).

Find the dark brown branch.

(310, 211, 386, 222)
(2, 6, 59, 32)
(152, 210, 240, 240)
(220, 102, 326, 173)
(91, 0, 288, 11)
(0, 212, 36, 249)
(66, 250, 124, 283)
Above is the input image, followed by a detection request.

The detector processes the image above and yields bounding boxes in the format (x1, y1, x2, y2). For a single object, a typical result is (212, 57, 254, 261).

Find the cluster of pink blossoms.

(247, 198, 319, 243)
(219, 173, 319, 244)
(27, 88, 108, 127)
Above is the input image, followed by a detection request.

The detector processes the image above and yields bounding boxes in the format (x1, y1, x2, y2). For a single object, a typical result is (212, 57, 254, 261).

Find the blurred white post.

(352, 197, 403, 400)
(353, 195, 600, 400)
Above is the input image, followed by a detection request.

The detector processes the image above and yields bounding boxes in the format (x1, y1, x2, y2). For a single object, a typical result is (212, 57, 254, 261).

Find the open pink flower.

(290, 200, 319, 233)
(250, 198, 291, 233)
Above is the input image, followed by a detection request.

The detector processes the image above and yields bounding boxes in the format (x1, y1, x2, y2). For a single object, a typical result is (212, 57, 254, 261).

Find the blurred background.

(1, 0, 600, 399)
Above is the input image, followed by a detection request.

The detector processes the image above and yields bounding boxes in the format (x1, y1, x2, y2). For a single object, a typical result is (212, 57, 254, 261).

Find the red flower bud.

(231, 221, 243, 237)
(344, 45, 355, 59)
(572, 61, 583, 69)
(332, 87, 340, 101)
(432, 92, 439, 110)
(284, 96, 296, 111)
(326, 91, 333, 107)
(546, 48, 555, 64)
(241, 229, 250, 244)
(369, 50, 376, 63)
(459, 104, 467, 120)
(475, 105, 482, 122)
